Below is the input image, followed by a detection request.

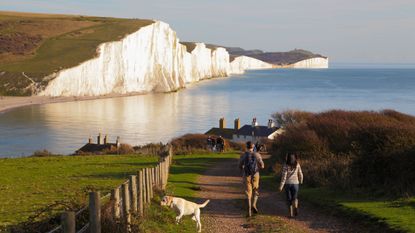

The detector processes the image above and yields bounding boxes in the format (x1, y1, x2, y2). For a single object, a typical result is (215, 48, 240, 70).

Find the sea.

(1, 64, 414, 157)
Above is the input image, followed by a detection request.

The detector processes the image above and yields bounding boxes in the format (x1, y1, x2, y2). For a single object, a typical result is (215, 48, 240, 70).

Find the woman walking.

(279, 153, 303, 217)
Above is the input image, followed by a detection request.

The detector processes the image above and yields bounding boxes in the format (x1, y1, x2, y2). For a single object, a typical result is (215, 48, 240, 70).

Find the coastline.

(0, 92, 147, 114)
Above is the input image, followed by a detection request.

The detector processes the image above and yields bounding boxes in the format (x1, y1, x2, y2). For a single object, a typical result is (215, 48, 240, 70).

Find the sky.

(1, 0, 415, 63)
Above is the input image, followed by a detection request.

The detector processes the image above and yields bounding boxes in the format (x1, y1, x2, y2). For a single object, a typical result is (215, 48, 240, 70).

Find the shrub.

(170, 134, 243, 155)
(103, 143, 135, 155)
(271, 109, 415, 196)
(272, 109, 312, 127)
(134, 143, 167, 156)
(31, 149, 59, 157)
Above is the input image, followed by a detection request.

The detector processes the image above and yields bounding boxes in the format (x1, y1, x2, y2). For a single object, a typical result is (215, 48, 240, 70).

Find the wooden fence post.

(145, 168, 151, 203)
(150, 167, 154, 199)
(142, 169, 148, 204)
(137, 170, 144, 216)
(159, 162, 163, 190)
(111, 187, 121, 220)
(169, 144, 173, 157)
(162, 161, 168, 190)
(154, 166, 159, 190)
(89, 191, 101, 233)
(161, 161, 166, 190)
(122, 183, 131, 232)
(61, 211, 75, 233)
(157, 164, 161, 190)
(129, 175, 137, 213)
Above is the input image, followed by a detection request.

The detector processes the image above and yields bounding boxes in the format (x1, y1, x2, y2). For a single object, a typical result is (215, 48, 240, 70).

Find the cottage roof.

(204, 128, 236, 139)
(235, 125, 278, 137)
(76, 143, 117, 154)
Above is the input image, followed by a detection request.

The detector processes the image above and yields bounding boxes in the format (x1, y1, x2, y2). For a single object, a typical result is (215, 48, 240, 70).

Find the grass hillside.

(180, 42, 197, 53)
(247, 49, 327, 65)
(0, 154, 159, 231)
(0, 151, 240, 232)
(204, 42, 326, 65)
(0, 11, 153, 96)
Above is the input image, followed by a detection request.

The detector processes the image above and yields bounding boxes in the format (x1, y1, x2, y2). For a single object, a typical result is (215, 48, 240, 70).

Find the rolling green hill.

(0, 11, 153, 95)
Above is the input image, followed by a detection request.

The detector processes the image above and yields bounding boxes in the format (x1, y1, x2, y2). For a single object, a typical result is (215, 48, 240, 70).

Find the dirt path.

(196, 156, 368, 233)
(196, 158, 254, 233)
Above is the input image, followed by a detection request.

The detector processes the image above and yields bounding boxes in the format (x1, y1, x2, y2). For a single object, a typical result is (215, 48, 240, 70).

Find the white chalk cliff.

(229, 56, 273, 74)
(39, 21, 326, 97)
(291, 57, 329, 69)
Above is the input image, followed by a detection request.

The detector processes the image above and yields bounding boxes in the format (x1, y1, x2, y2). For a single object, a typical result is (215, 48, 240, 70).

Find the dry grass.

(180, 42, 197, 53)
(0, 11, 153, 95)
(0, 12, 100, 63)
(271, 109, 415, 196)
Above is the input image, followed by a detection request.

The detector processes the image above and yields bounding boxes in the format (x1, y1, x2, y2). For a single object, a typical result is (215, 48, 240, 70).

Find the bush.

(271, 109, 415, 196)
(31, 149, 59, 157)
(103, 143, 135, 155)
(170, 134, 243, 155)
(134, 143, 168, 156)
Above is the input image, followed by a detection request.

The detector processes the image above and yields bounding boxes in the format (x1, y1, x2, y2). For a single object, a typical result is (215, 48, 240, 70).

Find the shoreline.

(0, 75, 233, 114)
(0, 92, 148, 114)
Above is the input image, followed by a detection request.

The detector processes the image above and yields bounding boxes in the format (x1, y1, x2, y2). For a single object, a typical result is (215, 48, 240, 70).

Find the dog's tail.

(198, 199, 210, 208)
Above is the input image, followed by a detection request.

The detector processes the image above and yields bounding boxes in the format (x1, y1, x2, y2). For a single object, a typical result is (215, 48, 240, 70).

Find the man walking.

(238, 141, 264, 217)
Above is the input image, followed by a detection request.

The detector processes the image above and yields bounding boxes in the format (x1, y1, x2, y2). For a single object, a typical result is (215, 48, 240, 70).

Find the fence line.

(47, 146, 173, 233)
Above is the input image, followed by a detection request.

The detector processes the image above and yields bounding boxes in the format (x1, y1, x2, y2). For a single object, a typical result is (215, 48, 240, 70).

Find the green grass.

(259, 157, 415, 232)
(136, 152, 240, 232)
(301, 188, 415, 233)
(0, 12, 153, 95)
(0, 155, 158, 227)
(168, 153, 239, 199)
(1, 18, 152, 74)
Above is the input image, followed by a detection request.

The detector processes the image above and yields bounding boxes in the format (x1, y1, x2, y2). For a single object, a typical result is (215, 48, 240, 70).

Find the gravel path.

(196, 158, 254, 233)
(196, 156, 370, 233)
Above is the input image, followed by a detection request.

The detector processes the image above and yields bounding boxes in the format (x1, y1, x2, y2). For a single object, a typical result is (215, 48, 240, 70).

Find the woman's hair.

(285, 153, 298, 167)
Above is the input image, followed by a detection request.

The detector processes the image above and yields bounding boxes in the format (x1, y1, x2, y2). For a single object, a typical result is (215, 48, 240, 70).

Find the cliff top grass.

(0, 154, 159, 228)
(181, 41, 230, 54)
(180, 42, 197, 53)
(0, 11, 153, 95)
(0, 11, 153, 73)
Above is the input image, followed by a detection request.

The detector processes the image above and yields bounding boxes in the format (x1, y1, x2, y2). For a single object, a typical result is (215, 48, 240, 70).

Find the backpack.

(244, 152, 258, 176)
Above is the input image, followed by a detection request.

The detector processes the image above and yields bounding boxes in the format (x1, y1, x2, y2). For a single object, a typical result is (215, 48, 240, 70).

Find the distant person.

(238, 141, 264, 217)
(216, 136, 224, 152)
(279, 153, 303, 218)
(211, 137, 216, 151)
(207, 136, 213, 151)
(254, 141, 260, 152)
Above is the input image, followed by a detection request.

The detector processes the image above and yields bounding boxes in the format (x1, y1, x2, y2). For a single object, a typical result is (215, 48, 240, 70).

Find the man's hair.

(246, 141, 253, 149)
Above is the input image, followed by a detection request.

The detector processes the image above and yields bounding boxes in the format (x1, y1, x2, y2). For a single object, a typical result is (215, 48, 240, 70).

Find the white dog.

(161, 196, 210, 232)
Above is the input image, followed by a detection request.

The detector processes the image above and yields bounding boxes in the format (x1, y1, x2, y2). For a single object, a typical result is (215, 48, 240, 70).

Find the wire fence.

(45, 146, 173, 233)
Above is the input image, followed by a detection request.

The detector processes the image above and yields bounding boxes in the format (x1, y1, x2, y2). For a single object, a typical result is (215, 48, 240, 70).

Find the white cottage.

(232, 118, 282, 143)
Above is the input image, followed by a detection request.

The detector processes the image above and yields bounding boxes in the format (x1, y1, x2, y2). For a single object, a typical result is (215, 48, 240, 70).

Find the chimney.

(88, 136, 92, 144)
(252, 117, 258, 127)
(268, 119, 275, 128)
(219, 117, 226, 129)
(104, 135, 108, 144)
(234, 118, 240, 130)
(97, 133, 102, 145)
(116, 136, 120, 148)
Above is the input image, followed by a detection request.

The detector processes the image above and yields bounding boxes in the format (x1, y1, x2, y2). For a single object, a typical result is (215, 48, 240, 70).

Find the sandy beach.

(0, 92, 146, 114)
